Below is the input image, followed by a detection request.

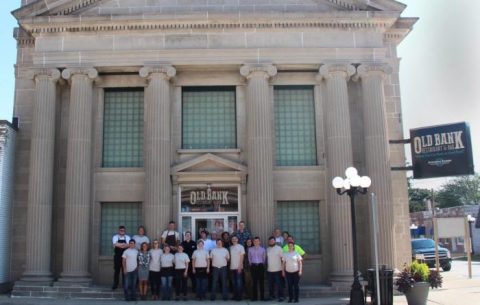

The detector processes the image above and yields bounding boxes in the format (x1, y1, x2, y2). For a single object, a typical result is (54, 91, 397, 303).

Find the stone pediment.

(13, 0, 406, 19)
(172, 153, 247, 174)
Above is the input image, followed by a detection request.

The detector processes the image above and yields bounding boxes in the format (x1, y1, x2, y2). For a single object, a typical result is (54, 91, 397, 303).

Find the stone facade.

(0, 121, 17, 292)
(10, 0, 416, 288)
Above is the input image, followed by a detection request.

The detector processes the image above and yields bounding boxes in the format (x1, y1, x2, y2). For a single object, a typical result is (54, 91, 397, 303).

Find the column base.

(57, 273, 92, 286)
(330, 271, 355, 288)
(20, 271, 54, 284)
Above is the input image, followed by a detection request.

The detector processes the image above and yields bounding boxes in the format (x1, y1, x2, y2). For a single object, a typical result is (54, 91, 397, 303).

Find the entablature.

(17, 11, 403, 37)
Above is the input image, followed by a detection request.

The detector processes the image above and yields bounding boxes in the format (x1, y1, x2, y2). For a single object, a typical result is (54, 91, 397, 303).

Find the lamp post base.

(349, 279, 365, 305)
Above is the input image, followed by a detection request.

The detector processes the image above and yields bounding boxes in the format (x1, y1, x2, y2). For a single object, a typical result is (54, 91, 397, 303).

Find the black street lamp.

(467, 214, 476, 256)
(332, 167, 371, 305)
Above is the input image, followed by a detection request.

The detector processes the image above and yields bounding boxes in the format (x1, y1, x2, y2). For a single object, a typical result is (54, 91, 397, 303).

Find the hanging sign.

(410, 122, 474, 179)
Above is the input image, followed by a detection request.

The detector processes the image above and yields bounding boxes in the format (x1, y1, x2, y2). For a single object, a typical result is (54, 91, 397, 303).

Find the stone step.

(12, 284, 348, 299)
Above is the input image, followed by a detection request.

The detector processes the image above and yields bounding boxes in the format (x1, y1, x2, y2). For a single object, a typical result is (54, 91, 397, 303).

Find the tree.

(435, 174, 480, 208)
(408, 187, 431, 212)
(407, 177, 432, 212)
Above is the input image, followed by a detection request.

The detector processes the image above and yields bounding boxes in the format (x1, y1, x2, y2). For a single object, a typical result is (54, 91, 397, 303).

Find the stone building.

(11, 0, 416, 288)
(0, 121, 17, 292)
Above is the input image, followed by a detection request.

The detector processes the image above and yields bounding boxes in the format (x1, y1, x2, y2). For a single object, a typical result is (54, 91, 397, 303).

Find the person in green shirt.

(282, 236, 306, 257)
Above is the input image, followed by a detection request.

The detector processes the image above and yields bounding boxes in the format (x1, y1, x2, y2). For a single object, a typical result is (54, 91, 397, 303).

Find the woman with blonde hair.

(148, 239, 162, 300)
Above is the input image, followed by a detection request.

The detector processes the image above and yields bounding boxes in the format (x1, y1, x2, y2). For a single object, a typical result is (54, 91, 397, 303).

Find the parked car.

(411, 238, 452, 271)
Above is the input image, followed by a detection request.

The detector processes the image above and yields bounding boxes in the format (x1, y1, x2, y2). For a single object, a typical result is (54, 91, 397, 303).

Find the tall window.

(182, 87, 236, 149)
(274, 86, 317, 166)
(277, 201, 320, 253)
(100, 203, 141, 256)
(103, 89, 144, 167)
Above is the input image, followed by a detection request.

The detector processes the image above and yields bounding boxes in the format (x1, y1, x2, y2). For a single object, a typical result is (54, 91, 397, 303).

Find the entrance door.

(181, 215, 238, 240)
(179, 185, 240, 240)
(195, 218, 225, 239)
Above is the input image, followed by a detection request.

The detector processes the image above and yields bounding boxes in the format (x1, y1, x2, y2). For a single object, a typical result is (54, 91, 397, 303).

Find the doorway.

(181, 215, 238, 240)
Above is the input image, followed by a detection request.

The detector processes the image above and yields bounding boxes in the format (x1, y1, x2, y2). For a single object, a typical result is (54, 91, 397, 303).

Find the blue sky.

(398, 0, 480, 188)
(0, 1, 17, 121)
(0, 0, 478, 188)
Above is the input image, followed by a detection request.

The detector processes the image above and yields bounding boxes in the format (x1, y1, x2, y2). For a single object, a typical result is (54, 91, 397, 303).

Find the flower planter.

(405, 282, 430, 305)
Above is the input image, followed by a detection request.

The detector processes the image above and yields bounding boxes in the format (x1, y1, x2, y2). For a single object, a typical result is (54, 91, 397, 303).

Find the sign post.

(464, 216, 472, 279)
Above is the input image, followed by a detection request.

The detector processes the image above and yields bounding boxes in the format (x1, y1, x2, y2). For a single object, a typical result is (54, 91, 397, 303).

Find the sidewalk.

(393, 266, 480, 305)
(1, 261, 479, 305)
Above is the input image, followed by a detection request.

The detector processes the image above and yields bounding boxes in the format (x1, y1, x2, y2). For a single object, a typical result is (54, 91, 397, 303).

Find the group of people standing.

(112, 221, 305, 302)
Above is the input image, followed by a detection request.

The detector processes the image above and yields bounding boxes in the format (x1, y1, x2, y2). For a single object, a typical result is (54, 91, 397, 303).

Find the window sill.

(96, 167, 144, 172)
(177, 148, 241, 154)
(274, 166, 323, 171)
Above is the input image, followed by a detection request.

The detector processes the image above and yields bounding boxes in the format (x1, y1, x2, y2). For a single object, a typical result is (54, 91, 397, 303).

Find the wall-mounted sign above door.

(181, 185, 239, 212)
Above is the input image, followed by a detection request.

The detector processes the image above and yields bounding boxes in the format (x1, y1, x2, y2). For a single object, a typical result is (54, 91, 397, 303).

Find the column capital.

(61, 67, 98, 80)
(139, 65, 176, 80)
(318, 63, 355, 81)
(27, 68, 61, 82)
(240, 64, 277, 80)
(353, 63, 392, 81)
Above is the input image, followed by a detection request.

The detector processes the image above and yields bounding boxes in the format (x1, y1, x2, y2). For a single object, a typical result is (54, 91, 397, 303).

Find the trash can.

(367, 267, 393, 305)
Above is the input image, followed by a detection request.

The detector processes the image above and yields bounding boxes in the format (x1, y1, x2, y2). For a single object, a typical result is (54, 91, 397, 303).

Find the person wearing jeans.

(210, 239, 230, 301)
(229, 236, 245, 301)
(160, 245, 175, 300)
(121, 239, 138, 301)
(192, 240, 210, 300)
(267, 236, 284, 301)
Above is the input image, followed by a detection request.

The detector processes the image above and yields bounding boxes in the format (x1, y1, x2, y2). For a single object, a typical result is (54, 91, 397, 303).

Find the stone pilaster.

(59, 67, 98, 283)
(21, 68, 61, 282)
(319, 63, 356, 283)
(356, 63, 395, 268)
(240, 64, 277, 241)
(139, 65, 176, 239)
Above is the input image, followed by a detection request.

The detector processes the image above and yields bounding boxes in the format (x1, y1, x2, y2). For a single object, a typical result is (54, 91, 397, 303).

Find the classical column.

(240, 64, 277, 241)
(139, 66, 176, 239)
(356, 63, 395, 268)
(21, 68, 61, 282)
(318, 63, 356, 283)
(59, 67, 98, 283)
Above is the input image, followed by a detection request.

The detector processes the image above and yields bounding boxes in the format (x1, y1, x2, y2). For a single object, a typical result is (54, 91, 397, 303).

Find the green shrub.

(394, 260, 443, 293)
(410, 260, 430, 282)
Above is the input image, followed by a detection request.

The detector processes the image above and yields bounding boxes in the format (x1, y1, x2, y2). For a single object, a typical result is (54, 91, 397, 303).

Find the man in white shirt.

(210, 239, 230, 301)
(229, 236, 245, 301)
(122, 239, 138, 301)
(266, 236, 284, 301)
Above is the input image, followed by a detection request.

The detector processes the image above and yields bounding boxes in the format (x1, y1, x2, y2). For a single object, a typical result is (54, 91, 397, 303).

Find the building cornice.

(17, 11, 403, 36)
(384, 17, 418, 44)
